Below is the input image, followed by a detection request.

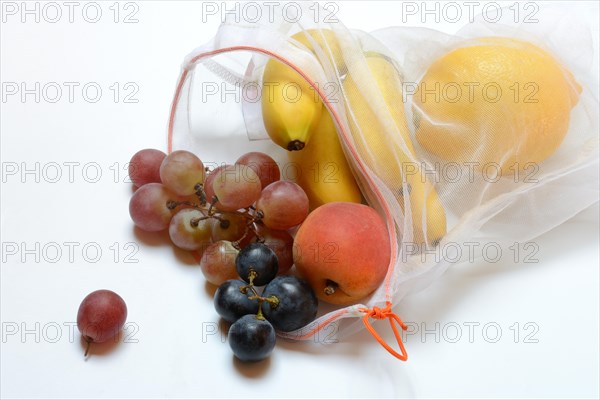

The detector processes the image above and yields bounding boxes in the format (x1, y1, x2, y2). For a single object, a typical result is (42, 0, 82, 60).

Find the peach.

(293, 202, 390, 305)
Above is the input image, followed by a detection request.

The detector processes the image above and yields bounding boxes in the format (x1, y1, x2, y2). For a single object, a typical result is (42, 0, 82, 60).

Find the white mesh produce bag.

(167, 3, 599, 360)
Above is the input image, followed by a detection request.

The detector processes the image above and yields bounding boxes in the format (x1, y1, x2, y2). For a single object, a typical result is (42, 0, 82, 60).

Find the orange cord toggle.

(359, 301, 408, 361)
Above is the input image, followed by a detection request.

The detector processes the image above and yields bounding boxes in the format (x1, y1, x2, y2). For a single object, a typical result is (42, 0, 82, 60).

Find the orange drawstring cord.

(359, 301, 408, 361)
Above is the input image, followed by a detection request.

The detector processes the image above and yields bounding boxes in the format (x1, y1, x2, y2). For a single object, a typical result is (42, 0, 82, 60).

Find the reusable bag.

(168, 3, 599, 359)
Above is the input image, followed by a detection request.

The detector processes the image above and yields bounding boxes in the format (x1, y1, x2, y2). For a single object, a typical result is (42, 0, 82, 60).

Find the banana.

(342, 53, 447, 246)
(287, 105, 363, 210)
(261, 58, 322, 151)
(291, 29, 346, 74)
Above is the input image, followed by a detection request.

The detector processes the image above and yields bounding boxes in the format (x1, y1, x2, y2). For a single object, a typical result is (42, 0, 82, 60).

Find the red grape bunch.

(128, 149, 309, 286)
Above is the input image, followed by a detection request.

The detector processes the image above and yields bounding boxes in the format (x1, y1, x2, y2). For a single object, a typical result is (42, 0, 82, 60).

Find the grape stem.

(232, 222, 260, 250)
(236, 208, 259, 222)
(183, 207, 230, 229)
(255, 301, 266, 320)
(83, 337, 92, 357)
(241, 269, 279, 320)
(194, 183, 207, 206)
(207, 196, 218, 215)
(254, 233, 265, 244)
(189, 215, 211, 228)
(247, 269, 257, 286)
(255, 210, 264, 222)
(167, 200, 201, 210)
(167, 192, 264, 242)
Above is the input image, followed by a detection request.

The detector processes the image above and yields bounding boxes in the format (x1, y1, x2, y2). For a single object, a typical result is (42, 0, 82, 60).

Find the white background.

(1, 1, 599, 399)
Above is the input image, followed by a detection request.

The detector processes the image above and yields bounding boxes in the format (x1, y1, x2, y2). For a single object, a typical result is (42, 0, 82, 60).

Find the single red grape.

(236, 152, 281, 189)
(160, 150, 205, 196)
(255, 181, 309, 230)
(129, 148, 166, 187)
(77, 290, 127, 356)
(212, 164, 262, 212)
(129, 183, 178, 232)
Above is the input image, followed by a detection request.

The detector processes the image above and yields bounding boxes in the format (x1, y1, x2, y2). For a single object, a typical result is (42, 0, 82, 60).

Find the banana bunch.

(342, 53, 447, 246)
(261, 30, 362, 209)
(260, 30, 446, 245)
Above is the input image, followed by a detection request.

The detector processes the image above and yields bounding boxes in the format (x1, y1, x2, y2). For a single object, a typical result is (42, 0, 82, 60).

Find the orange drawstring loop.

(359, 301, 408, 361)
